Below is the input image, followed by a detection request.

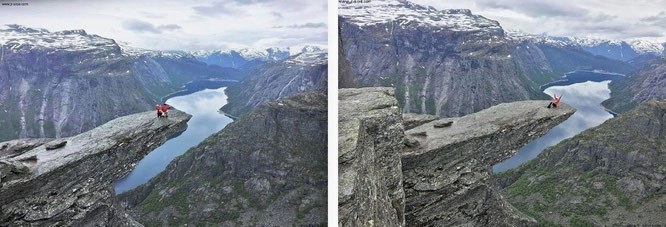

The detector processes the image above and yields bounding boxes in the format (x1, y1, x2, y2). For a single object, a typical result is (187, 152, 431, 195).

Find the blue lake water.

(114, 84, 233, 194)
(493, 71, 619, 173)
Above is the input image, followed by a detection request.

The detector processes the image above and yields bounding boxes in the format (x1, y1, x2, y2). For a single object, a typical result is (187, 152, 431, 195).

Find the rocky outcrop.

(403, 100, 574, 226)
(121, 91, 327, 226)
(338, 87, 575, 226)
(402, 113, 438, 130)
(221, 51, 328, 117)
(0, 138, 54, 159)
(0, 25, 237, 142)
(338, 88, 406, 226)
(497, 100, 666, 226)
(603, 56, 666, 113)
(0, 110, 191, 226)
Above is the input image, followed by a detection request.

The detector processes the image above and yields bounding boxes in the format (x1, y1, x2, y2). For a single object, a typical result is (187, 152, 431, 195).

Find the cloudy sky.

(0, 0, 327, 51)
(412, 0, 666, 41)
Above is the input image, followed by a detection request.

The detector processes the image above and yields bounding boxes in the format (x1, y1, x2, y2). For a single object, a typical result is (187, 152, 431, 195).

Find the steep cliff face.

(0, 110, 191, 226)
(121, 91, 327, 226)
(338, 31, 354, 88)
(497, 100, 666, 226)
(339, 1, 545, 117)
(338, 1, 634, 118)
(603, 57, 666, 113)
(220, 50, 328, 117)
(338, 88, 406, 226)
(338, 87, 575, 226)
(0, 25, 238, 142)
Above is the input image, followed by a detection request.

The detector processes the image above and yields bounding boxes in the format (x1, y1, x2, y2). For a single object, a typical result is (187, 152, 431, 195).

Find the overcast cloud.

(0, 0, 327, 51)
(411, 0, 666, 41)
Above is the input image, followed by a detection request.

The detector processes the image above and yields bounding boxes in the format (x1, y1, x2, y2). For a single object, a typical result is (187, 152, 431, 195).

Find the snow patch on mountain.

(505, 29, 666, 57)
(118, 42, 191, 59)
(629, 39, 665, 55)
(190, 47, 290, 61)
(284, 49, 327, 66)
(339, 0, 501, 32)
(0, 24, 116, 51)
(505, 30, 569, 47)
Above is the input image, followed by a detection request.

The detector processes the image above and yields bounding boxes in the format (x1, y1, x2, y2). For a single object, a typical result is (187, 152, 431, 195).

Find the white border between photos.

(327, 0, 339, 225)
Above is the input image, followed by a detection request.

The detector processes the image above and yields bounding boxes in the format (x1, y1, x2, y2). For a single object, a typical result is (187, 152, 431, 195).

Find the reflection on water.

(114, 87, 233, 194)
(493, 80, 614, 173)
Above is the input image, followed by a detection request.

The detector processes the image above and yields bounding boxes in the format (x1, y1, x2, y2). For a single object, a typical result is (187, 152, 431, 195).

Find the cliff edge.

(338, 87, 575, 226)
(0, 110, 191, 226)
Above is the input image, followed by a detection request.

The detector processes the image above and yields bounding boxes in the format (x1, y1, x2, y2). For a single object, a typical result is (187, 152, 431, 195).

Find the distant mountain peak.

(284, 48, 327, 66)
(338, 0, 500, 32)
(0, 24, 116, 52)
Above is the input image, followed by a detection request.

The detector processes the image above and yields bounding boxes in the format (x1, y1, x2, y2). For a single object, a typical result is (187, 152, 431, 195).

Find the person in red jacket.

(155, 104, 162, 118)
(547, 94, 562, 108)
(161, 104, 170, 117)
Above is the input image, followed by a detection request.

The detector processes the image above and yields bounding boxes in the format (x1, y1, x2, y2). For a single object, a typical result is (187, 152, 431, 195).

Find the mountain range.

(189, 46, 325, 69)
(220, 49, 328, 117)
(0, 24, 327, 142)
(338, 0, 634, 117)
(506, 30, 666, 62)
(0, 24, 240, 141)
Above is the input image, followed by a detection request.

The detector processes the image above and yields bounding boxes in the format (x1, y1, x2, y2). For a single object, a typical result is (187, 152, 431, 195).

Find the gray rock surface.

(0, 138, 54, 159)
(339, 87, 406, 227)
(121, 91, 327, 226)
(338, 30, 355, 88)
(338, 87, 576, 226)
(0, 109, 190, 226)
(402, 113, 439, 130)
(402, 100, 575, 226)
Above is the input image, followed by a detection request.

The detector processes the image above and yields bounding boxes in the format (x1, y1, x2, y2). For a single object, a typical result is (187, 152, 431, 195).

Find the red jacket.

(553, 95, 562, 105)
(155, 105, 161, 111)
(161, 105, 169, 112)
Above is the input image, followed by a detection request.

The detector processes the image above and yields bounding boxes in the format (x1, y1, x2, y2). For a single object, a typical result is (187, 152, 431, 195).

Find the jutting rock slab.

(338, 87, 575, 227)
(0, 110, 190, 226)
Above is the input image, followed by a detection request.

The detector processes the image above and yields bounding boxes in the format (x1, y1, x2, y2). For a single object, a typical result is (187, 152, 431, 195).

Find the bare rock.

(339, 87, 406, 227)
(403, 101, 574, 226)
(0, 110, 191, 226)
(433, 120, 453, 128)
(403, 113, 439, 130)
(0, 138, 54, 159)
(45, 140, 67, 150)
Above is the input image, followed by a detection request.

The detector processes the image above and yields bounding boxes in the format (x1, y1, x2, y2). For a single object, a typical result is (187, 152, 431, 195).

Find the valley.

(114, 83, 234, 194)
(337, 0, 666, 226)
(0, 23, 328, 226)
(494, 71, 619, 172)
